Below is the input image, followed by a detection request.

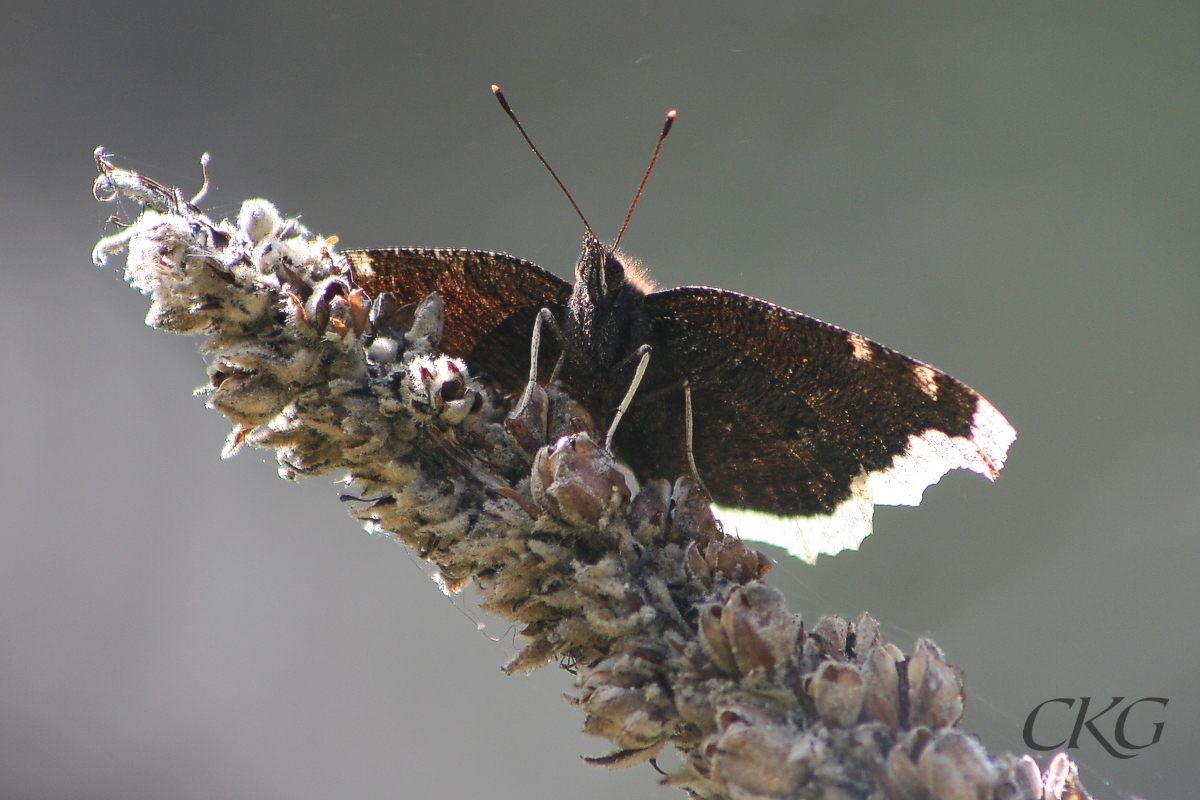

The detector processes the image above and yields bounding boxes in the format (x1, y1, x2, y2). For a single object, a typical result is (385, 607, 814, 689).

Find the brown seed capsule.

(368, 291, 417, 340)
(722, 583, 801, 679)
(1042, 752, 1090, 800)
(575, 652, 673, 754)
(907, 638, 965, 729)
(705, 534, 773, 584)
(916, 729, 997, 800)
(683, 541, 714, 587)
(697, 603, 739, 675)
(853, 611, 883, 665)
(506, 381, 549, 456)
(405, 293, 444, 347)
(709, 709, 809, 799)
(668, 476, 719, 544)
(807, 660, 865, 727)
(992, 753, 1043, 800)
(859, 642, 905, 729)
(530, 433, 631, 528)
(805, 615, 850, 664)
(628, 479, 670, 544)
(882, 726, 934, 799)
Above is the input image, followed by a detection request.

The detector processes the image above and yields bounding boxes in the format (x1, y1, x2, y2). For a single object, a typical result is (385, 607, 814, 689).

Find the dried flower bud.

(668, 476, 719, 543)
(907, 638, 965, 729)
(859, 642, 905, 729)
(697, 603, 738, 675)
(992, 753, 1043, 800)
(882, 726, 934, 799)
(506, 382, 549, 456)
(707, 535, 773, 584)
(368, 291, 417, 341)
(712, 583, 801, 679)
(1042, 752, 1090, 800)
(853, 611, 883, 665)
(805, 615, 850, 665)
(575, 650, 674, 764)
(237, 198, 281, 245)
(916, 729, 997, 800)
(530, 433, 631, 528)
(628, 479, 670, 544)
(207, 368, 286, 427)
(205, 343, 308, 427)
(807, 660, 865, 727)
(366, 335, 400, 365)
(708, 709, 810, 799)
(405, 292, 444, 348)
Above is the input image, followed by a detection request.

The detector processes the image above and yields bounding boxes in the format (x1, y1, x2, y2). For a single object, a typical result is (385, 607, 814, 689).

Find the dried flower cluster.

(92, 150, 1098, 800)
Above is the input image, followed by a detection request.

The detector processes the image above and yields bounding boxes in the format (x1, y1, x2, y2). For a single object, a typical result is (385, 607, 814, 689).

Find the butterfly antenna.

(492, 84, 595, 240)
(614, 108, 676, 249)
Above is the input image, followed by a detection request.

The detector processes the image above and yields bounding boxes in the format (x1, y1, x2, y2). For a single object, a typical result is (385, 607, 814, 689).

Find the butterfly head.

(573, 234, 655, 305)
(574, 234, 626, 301)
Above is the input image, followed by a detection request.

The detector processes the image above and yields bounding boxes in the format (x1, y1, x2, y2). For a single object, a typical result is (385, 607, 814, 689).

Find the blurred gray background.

(1, 2, 1195, 798)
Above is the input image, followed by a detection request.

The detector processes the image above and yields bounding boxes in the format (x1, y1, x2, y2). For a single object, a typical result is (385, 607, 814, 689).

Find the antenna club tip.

(667, 109, 677, 119)
(490, 84, 501, 94)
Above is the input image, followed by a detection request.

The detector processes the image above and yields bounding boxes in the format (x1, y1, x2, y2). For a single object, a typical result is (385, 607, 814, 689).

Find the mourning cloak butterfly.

(344, 95, 1015, 562)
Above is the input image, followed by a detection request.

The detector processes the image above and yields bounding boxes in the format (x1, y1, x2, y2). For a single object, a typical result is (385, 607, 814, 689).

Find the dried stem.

(91, 150, 1098, 800)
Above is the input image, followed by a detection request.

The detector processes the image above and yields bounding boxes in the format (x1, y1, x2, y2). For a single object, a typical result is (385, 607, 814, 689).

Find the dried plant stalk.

(91, 150, 1099, 800)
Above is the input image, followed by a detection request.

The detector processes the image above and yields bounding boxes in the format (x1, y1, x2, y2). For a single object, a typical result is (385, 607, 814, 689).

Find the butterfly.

(343, 237, 1015, 563)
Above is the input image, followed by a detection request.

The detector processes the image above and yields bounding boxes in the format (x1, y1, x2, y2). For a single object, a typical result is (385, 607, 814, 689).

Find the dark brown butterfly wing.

(641, 287, 1014, 519)
(344, 248, 571, 393)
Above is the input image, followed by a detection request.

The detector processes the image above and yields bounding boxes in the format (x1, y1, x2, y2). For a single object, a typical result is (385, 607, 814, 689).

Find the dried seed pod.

(992, 753, 1043, 800)
(907, 638, 966, 729)
(683, 540, 714, 587)
(916, 729, 997, 800)
(575, 650, 674, 759)
(1042, 752, 1091, 800)
(881, 726, 934, 799)
(505, 382, 549, 456)
(805, 614, 850, 665)
(668, 476, 719, 544)
(859, 641, 905, 729)
(702, 534, 773, 584)
(366, 335, 400, 365)
(708, 709, 811, 799)
(345, 288, 371, 337)
(530, 433, 631, 528)
(405, 292, 444, 348)
(697, 603, 739, 675)
(628, 479, 670, 544)
(304, 277, 349, 334)
(721, 583, 801, 679)
(237, 198, 281, 245)
(368, 291, 417, 341)
(807, 660, 866, 727)
(206, 347, 294, 427)
(853, 611, 883, 665)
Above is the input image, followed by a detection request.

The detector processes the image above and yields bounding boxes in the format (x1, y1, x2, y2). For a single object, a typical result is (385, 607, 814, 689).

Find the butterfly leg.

(605, 345, 652, 450)
(684, 381, 713, 499)
(515, 308, 565, 415)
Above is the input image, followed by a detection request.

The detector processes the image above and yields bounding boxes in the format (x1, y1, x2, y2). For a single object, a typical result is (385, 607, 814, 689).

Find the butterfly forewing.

(643, 287, 1011, 517)
(344, 248, 570, 392)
